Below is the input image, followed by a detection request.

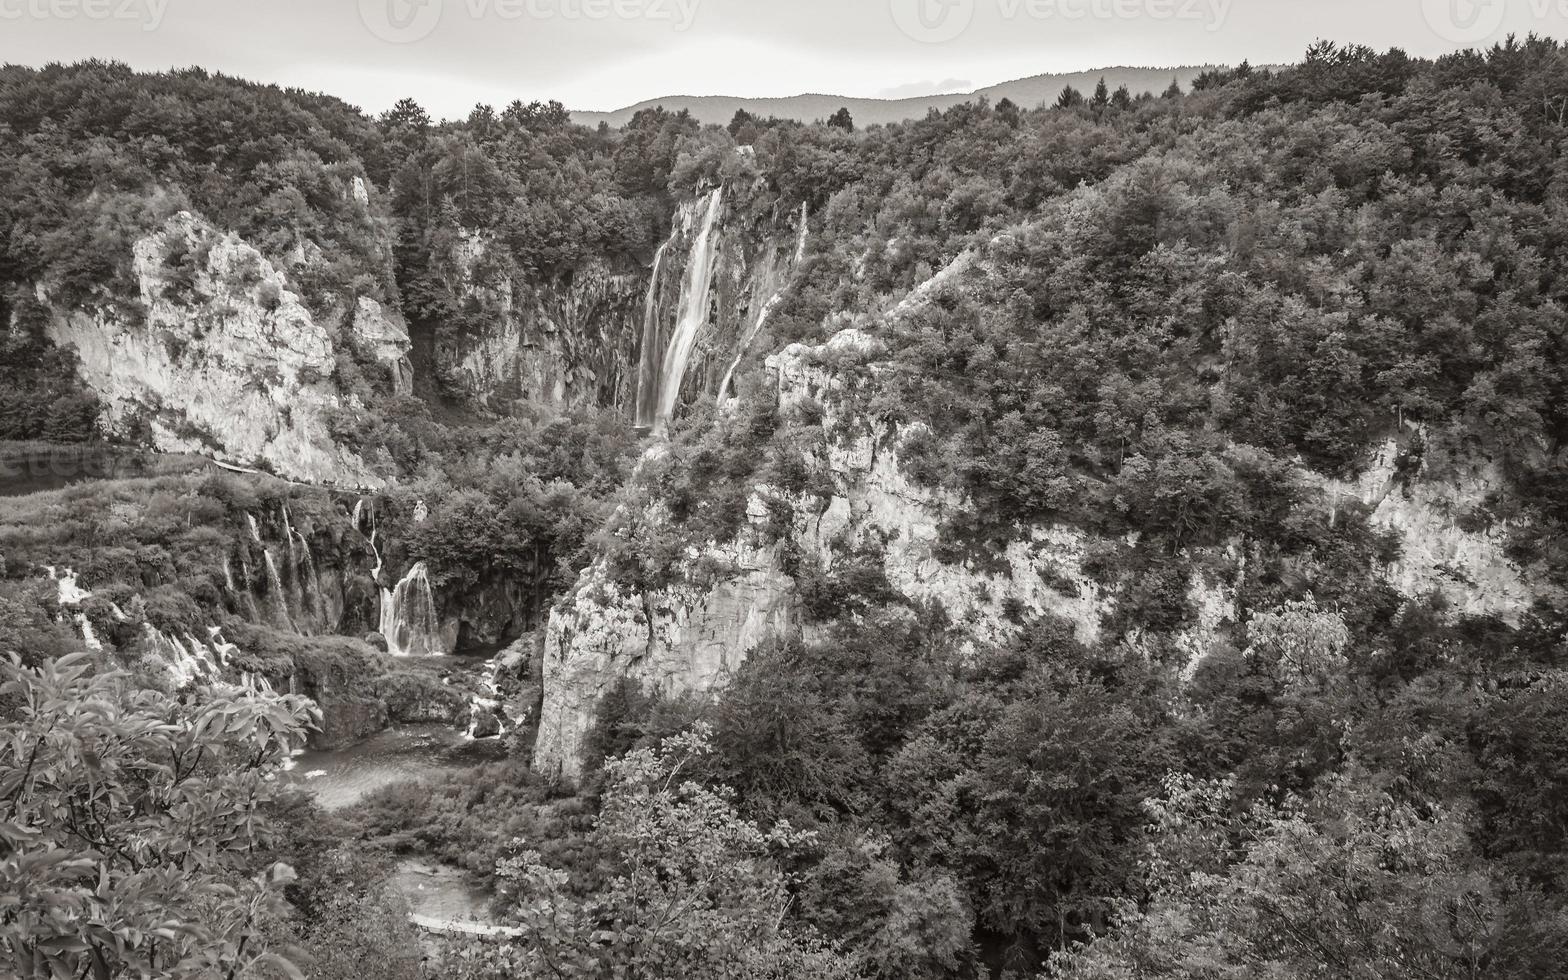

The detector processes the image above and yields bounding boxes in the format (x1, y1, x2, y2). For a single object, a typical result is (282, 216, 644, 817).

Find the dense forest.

(5, 35, 1568, 979)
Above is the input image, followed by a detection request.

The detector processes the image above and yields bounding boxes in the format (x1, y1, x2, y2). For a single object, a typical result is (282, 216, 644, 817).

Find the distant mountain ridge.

(570, 65, 1231, 128)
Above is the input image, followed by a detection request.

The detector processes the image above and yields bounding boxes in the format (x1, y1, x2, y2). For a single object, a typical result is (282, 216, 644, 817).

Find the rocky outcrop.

(437, 185, 809, 424)
(1315, 436, 1550, 625)
(534, 328, 1115, 778)
(438, 242, 647, 411)
(351, 297, 415, 396)
(535, 318, 1558, 777)
(536, 528, 798, 773)
(42, 211, 378, 486)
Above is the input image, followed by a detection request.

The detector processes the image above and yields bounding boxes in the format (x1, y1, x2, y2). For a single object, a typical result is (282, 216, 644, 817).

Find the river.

(285, 723, 480, 810)
(285, 725, 511, 933)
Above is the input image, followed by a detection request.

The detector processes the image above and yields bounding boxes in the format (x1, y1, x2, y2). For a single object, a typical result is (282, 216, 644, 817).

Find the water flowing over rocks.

(437, 183, 810, 427)
(380, 562, 458, 658)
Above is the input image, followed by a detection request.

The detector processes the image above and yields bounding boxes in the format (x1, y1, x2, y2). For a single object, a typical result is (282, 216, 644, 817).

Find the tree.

(1055, 84, 1084, 109)
(460, 725, 854, 979)
(0, 653, 318, 978)
(827, 107, 855, 133)
(1162, 78, 1183, 98)
(1052, 772, 1568, 979)
(1092, 77, 1111, 108)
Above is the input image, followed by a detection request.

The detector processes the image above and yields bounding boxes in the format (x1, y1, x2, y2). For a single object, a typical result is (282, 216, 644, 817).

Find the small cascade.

(246, 513, 263, 544)
(353, 498, 386, 585)
(636, 187, 726, 434)
(634, 240, 672, 428)
(234, 554, 264, 622)
(295, 528, 321, 618)
(719, 201, 810, 406)
(380, 562, 446, 658)
(263, 548, 296, 631)
(46, 566, 92, 607)
(76, 614, 102, 651)
(144, 625, 222, 688)
(44, 567, 99, 651)
(464, 658, 509, 740)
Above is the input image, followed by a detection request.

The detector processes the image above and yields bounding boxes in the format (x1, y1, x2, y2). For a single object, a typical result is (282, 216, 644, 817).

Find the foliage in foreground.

(0, 653, 316, 978)
(451, 725, 854, 980)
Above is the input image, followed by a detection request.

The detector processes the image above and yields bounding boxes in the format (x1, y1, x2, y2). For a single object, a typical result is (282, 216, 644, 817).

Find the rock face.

(437, 186, 810, 423)
(437, 240, 647, 411)
(534, 329, 1115, 778)
(43, 211, 378, 486)
(1315, 436, 1550, 625)
(535, 320, 1558, 777)
(351, 297, 415, 396)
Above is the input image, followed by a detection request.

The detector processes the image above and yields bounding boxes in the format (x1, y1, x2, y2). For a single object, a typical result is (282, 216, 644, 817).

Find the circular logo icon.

(890, 0, 976, 44)
(1420, 0, 1507, 45)
(360, 0, 443, 44)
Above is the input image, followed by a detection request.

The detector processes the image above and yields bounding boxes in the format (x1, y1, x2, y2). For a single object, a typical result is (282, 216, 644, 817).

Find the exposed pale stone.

(43, 211, 376, 486)
(1314, 435, 1547, 625)
(352, 296, 414, 396)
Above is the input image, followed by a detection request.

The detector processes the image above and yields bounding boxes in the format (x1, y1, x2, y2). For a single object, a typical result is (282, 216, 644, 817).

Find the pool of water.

(392, 859, 496, 925)
(286, 724, 477, 810)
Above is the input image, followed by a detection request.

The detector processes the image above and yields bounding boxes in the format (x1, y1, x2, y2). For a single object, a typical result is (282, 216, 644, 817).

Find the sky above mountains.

(2, 0, 1563, 118)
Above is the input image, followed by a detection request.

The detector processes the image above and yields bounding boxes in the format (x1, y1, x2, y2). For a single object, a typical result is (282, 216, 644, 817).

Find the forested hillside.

(5, 36, 1568, 979)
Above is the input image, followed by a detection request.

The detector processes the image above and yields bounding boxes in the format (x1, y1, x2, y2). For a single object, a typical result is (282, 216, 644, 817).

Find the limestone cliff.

(42, 211, 396, 486)
(535, 329, 1118, 777)
(535, 321, 1557, 777)
(436, 236, 647, 411)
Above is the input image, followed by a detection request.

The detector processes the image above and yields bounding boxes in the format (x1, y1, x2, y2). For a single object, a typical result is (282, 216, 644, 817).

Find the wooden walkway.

(410, 914, 524, 940)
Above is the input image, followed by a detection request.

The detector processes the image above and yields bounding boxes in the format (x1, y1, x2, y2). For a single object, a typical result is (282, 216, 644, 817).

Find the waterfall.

(295, 528, 321, 619)
(145, 626, 221, 688)
(719, 201, 810, 406)
(380, 562, 446, 658)
(263, 549, 295, 631)
(76, 614, 102, 651)
(636, 187, 726, 434)
(464, 658, 508, 741)
(246, 513, 263, 544)
(46, 566, 91, 606)
(634, 240, 672, 427)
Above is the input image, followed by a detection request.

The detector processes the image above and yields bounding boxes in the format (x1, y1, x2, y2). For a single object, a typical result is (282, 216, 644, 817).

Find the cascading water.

(718, 201, 810, 406)
(263, 548, 295, 631)
(464, 658, 509, 741)
(380, 562, 446, 658)
(636, 187, 726, 434)
(634, 240, 672, 428)
(45, 567, 100, 651)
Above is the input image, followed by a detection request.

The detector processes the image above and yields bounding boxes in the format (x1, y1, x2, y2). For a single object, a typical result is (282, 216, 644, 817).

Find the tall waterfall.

(635, 187, 726, 434)
(380, 562, 446, 658)
(718, 201, 810, 406)
(262, 548, 295, 631)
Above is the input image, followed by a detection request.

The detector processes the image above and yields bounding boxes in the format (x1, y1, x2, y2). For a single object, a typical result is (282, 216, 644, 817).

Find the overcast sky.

(1, 0, 1563, 118)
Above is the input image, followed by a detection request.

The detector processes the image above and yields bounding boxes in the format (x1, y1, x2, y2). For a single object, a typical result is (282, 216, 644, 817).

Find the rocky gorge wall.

(436, 185, 810, 428)
(533, 323, 1559, 778)
(40, 211, 411, 487)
